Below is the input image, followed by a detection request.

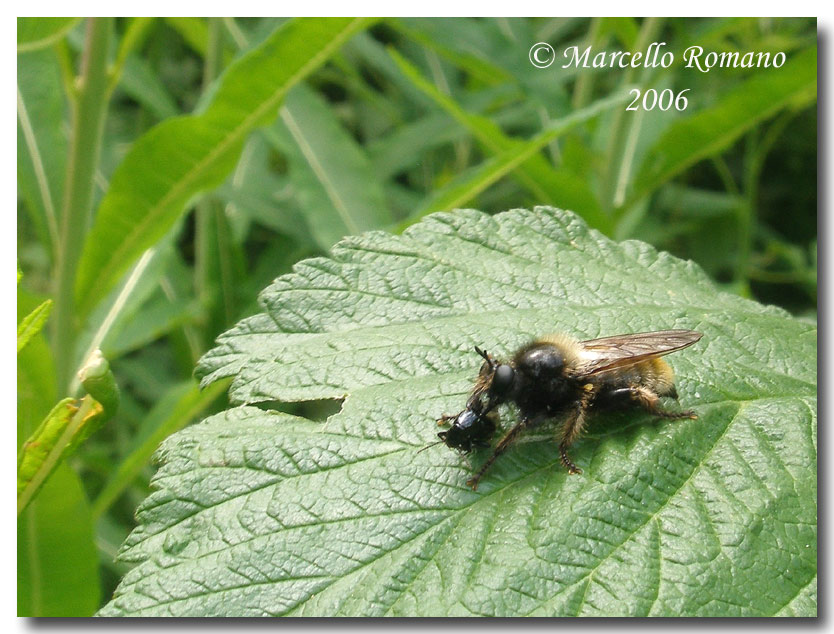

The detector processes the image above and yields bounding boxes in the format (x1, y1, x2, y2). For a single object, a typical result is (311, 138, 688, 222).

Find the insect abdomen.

(594, 357, 677, 401)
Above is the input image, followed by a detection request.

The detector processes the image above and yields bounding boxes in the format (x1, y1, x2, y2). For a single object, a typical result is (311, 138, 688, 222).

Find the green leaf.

(18, 352, 119, 515)
(119, 55, 180, 120)
(628, 46, 817, 206)
(389, 49, 611, 233)
(74, 17, 375, 317)
(17, 17, 81, 52)
(17, 299, 52, 353)
(366, 112, 463, 180)
(103, 208, 816, 616)
(163, 16, 210, 56)
(17, 47, 67, 254)
(18, 462, 100, 616)
(393, 18, 516, 87)
(400, 90, 631, 228)
(17, 290, 58, 436)
(214, 135, 313, 244)
(275, 83, 393, 249)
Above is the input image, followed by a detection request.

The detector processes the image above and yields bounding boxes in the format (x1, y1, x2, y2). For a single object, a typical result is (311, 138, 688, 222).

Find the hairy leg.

(558, 387, 593, 475)
(466, 417, 531, 490)
(627, 386, 697, 419)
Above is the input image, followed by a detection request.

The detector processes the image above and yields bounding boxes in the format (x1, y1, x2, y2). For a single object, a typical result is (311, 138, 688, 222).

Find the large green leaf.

(102, 207, 816, 616)
(74, 17, 374, 317)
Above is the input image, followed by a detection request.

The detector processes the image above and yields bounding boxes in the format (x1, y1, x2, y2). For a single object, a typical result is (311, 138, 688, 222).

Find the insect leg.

(436, 414, 455, 426)
(466, 417, 532, 491)
(558, 386, 594, 475)
(628, 386, 697, 420)
(457, 450, 474, 469)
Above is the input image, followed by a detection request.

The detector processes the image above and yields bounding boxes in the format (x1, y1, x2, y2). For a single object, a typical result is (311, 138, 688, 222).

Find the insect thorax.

(511, 342, 578, 417)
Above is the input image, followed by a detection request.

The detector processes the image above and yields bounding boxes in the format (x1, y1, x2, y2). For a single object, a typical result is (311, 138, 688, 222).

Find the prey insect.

(431, 388, 499, 459)
(439, 329, 703, 490)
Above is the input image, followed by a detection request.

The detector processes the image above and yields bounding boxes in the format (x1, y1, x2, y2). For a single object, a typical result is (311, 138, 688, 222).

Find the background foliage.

(17, 17, 816, 616)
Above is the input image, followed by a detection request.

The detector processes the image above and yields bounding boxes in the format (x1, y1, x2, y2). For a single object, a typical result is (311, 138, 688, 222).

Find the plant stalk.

(194, 18, 225, 350)
(52, 17, 113, 392)
(603, 17, 663, 215)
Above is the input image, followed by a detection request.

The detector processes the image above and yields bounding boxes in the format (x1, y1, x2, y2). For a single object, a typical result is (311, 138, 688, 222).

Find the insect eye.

(437, 431, 447, 441)
(491, 364, 515, 396)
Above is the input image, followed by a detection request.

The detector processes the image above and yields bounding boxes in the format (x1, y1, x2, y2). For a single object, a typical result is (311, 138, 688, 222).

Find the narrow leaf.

(163, 16, 210, 56)
(17, 17, 81, 52)
(402, 90, 630, 227)
(277, 84, 393, 249)
(366, 112, 463, 179)
(17, 398, 90, 514)
(17, 299, 52, 353)
(75, 17, 375, 317)
(628, 46, 817, 205)
(119, 55, 180, 120)
(390, 49, 610, 232)
(17, 351, 119, 514)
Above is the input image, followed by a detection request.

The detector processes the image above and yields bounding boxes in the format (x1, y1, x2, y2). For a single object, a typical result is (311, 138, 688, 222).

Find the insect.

(455, 329, 703, 490)
(435, 392, 498, 453)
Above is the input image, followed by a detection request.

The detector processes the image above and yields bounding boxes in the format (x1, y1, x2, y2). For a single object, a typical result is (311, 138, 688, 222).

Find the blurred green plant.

(17, 17, 816, 615)
(18, 350, 119, 516)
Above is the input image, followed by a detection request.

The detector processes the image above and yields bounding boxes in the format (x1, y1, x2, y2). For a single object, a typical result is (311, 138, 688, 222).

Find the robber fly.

(443, 329, 703, 490)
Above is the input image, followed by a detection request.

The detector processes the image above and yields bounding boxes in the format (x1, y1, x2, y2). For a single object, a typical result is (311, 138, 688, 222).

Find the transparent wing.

(572, 329, 702, 376)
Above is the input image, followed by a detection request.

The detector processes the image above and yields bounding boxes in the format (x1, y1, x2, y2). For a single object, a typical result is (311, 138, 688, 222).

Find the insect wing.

(573, 329, 702, 376)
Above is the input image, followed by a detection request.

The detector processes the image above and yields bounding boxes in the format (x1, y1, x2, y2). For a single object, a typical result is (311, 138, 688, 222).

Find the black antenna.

(474, 346, 496, 370)
(417, 440, 444, 454)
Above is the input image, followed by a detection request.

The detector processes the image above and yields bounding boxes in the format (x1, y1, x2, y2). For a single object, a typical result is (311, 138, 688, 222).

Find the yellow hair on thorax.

(534, 332, 582, 366)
